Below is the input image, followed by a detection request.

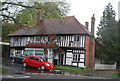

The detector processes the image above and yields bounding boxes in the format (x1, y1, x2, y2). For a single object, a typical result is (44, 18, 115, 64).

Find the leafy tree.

(0, 1, 70, 42)
(96, 3, 119, 66)
(0, 1, 70, 28)
(1, 23, 20, 42)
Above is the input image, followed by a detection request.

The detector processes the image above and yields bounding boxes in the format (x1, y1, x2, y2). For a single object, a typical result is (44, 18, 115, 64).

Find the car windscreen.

(22, 54, 27, 57)
(39, 58, 46, 62)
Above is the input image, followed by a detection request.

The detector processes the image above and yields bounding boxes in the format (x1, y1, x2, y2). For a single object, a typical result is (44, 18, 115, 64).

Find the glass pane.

(80, 54, 85, 58)
(35, 50, 43, 56)
(27, 50, 34, 55)
(78, 54, 80, 61)
(35, 50, 43, 53)
(80, 59, 84, 62)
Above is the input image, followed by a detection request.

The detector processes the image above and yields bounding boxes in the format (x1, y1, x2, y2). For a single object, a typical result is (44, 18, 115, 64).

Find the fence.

(95, 62, 117, 70)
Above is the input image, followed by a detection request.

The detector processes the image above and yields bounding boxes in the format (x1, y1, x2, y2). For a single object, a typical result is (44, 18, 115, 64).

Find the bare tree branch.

(2, 2, 33, 9)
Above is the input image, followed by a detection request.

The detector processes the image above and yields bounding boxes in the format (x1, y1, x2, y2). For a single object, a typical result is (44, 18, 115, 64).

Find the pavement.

(1, 58, 119, 79)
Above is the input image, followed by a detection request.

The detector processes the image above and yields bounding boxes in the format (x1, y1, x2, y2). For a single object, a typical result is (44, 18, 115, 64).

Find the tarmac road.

(1, 59, 117, 79)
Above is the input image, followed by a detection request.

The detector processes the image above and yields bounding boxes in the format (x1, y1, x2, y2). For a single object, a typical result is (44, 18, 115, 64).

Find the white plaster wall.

(78, 63, 85, 67)
(66, 52, 73, 57)
(72, 63, 77, 66)
(66, 58, 72, 65)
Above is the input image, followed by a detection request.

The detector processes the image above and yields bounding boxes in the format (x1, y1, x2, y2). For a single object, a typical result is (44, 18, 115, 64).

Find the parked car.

(22, 55, 53, 70)
(10, 54, 27, 64)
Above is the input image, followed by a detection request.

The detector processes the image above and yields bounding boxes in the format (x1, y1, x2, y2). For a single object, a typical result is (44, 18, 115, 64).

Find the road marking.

(40, 73, 47, 75)
(26, 73, 31, 75)
(48, 74, 55, 75)
(2, 75, 30, 78)
(31, 73, 39, 75)
(24, 72, 111, 79)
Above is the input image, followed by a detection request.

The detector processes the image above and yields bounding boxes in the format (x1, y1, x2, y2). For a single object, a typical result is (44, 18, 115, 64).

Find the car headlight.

(46, 63, 50, 66)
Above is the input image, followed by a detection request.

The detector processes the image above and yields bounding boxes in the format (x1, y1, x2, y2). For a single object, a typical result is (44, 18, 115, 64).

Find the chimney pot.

(85, 22, 89, 30)
(91, 14, 95, 36)
(35, 9, 43, 24)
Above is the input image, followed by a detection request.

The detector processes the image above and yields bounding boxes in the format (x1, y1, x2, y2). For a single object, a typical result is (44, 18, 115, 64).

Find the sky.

(66, 0, 119, 36)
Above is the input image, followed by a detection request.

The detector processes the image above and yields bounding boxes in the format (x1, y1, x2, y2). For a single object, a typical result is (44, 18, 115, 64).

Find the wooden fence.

(95, 62, 117, 70)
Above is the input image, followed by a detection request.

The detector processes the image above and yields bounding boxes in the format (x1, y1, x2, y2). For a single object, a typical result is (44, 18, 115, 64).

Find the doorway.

(59, 53, 64, 65)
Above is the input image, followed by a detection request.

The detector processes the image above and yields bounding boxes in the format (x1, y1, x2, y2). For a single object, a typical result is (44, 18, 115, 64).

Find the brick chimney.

(85, 22, 89, 30)
(35, 8, 43, 24)
(91, 14, 95, 36)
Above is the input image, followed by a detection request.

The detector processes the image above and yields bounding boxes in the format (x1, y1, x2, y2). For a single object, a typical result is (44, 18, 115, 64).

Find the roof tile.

(8, 16, 91, 36)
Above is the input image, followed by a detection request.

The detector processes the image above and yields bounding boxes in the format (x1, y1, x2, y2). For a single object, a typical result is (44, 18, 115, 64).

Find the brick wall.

(85, 36, 95, 69)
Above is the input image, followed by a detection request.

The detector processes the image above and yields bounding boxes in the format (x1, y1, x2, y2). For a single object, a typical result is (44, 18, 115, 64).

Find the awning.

(26, 43, 64, 53)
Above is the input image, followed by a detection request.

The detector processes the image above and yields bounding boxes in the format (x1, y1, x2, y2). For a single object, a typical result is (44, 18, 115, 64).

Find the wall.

(85, 36, 95, 69)
(10, 35, 86, 48)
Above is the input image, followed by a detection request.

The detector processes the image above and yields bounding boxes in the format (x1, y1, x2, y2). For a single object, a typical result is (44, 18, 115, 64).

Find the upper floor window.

(36, 37, 41, 42)
(74, 35, 80, 41)
(57, 36, 61, 41)
(13, 37, 18, 42)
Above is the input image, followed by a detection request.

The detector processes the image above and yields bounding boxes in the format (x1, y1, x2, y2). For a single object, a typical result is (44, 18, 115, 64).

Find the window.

(78, 54, 80, 61)
(57, 36, 61, 41)
(76, 54, 78, 61)
(74, 36, 76, 41)
(26, 50, 34, 55)
(73, 50, 85, 62)
(15, 50, 21, 54)
(35, 37, 41, 43)
(74, 36, 79, 41)
(28, 57, 39, 61)
(28, 57, 34, 59)
(35, 50, 43, 56)
(36, 37, 39, 42)
(40, 58, 46, 62)
(34, 57, 39, 61)
(73, 54, 76, 61)
(73, 54, 78, 61)
(13, 37, 18, 42)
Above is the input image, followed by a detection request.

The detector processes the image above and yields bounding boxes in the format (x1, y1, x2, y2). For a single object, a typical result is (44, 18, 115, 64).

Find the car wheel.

(11, 59, 15, 63)
(23, 62, 27, 68)
(40, 65, 46, 70)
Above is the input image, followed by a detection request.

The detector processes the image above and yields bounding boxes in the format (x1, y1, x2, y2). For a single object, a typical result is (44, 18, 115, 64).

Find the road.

(1, 59, 116, 79)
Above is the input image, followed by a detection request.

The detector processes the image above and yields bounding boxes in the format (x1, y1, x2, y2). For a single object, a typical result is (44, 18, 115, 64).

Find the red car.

(22, 55, 53, 70)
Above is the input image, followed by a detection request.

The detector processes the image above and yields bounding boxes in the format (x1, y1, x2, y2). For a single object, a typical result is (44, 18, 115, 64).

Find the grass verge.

(0, 67, 9, 74)
(112, 73, 119, 79)
(55, 66, 92, 73)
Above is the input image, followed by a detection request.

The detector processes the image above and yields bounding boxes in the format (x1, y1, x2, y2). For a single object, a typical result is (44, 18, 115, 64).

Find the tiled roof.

(8, 16, 91, 36)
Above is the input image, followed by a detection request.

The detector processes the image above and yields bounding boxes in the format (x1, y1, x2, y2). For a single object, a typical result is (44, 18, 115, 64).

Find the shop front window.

(35, 50, 43, 56)
(26, 50, 34, 55)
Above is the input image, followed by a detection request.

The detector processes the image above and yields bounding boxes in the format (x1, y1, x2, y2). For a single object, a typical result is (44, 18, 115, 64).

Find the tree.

(1, 1, 70, 42)
(15, 2, 70, 27)
(1, 23, 20, 42)
(96, 3, 119, 66)
(0, 1, 70, 28)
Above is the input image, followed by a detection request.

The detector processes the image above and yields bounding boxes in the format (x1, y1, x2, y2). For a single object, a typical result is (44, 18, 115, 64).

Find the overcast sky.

(66, 0, 119, 36)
